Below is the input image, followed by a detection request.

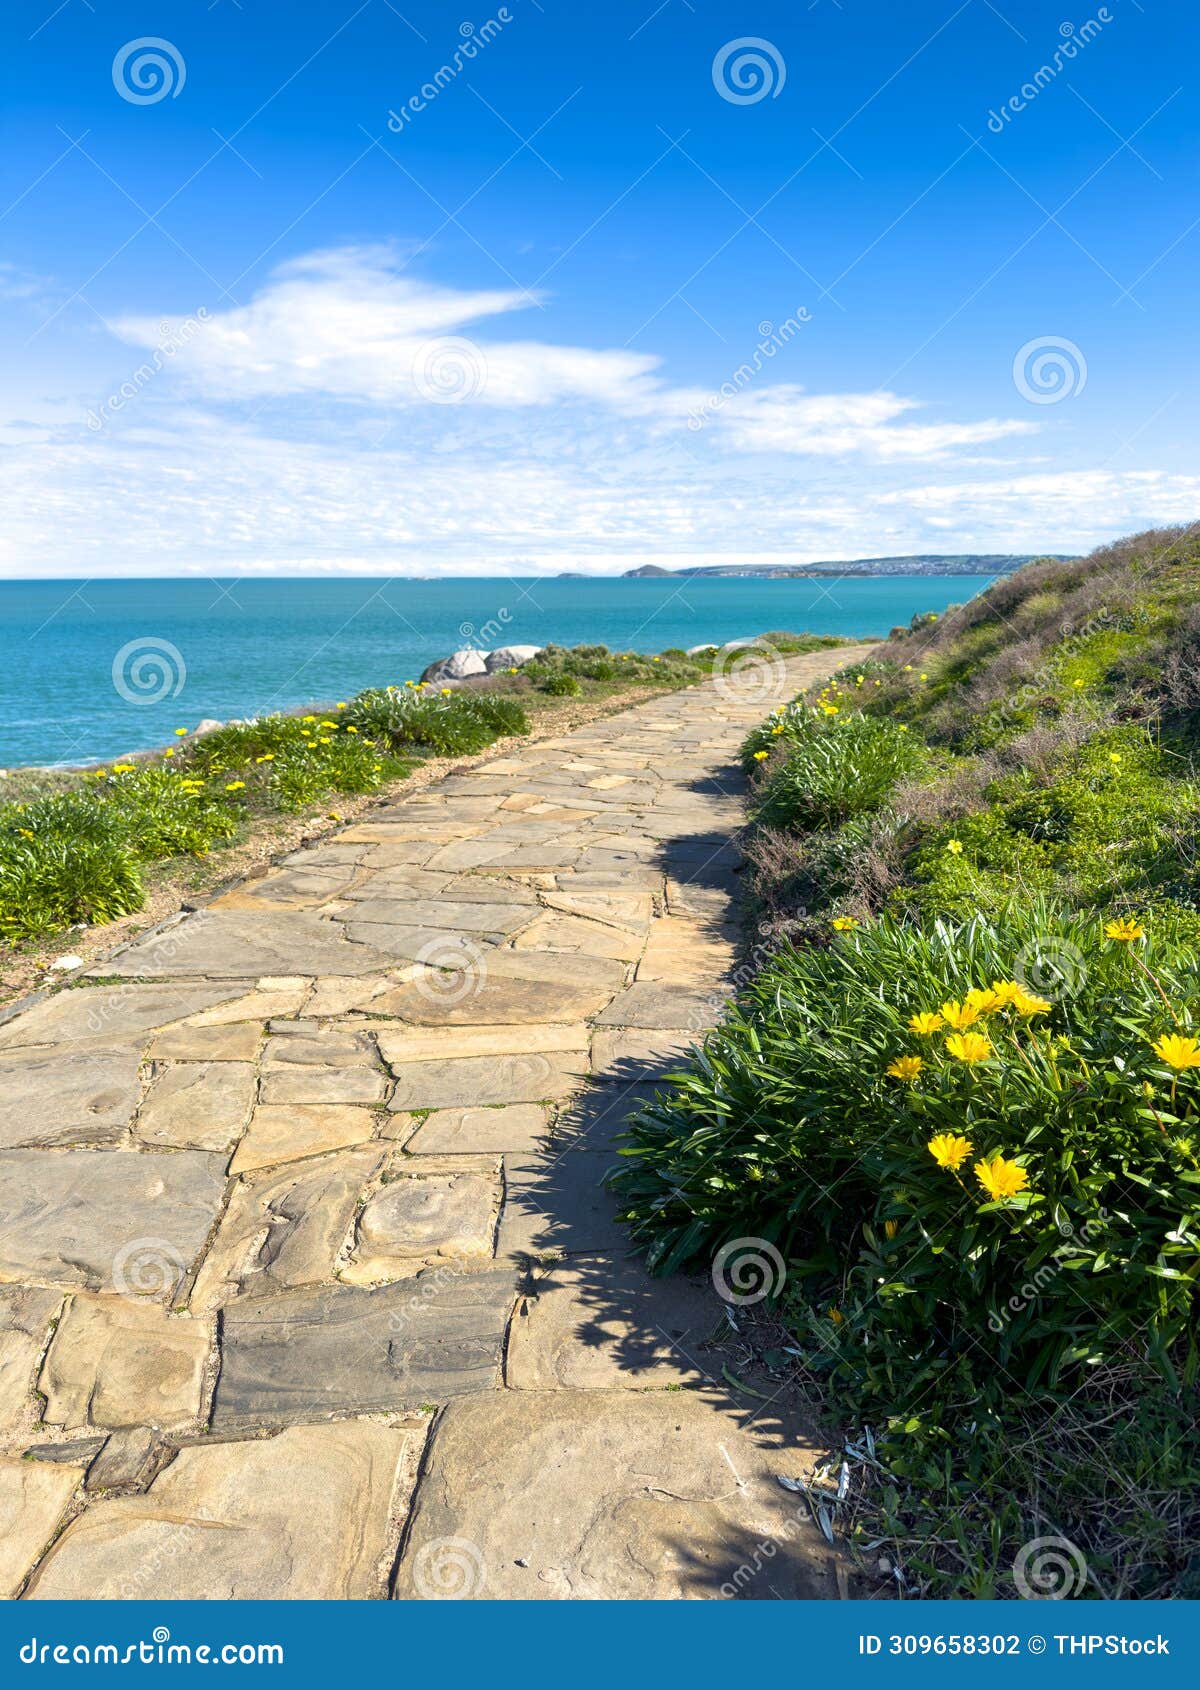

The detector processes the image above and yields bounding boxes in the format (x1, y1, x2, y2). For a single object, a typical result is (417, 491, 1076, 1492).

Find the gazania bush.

(750, 706, 929, 833)
(611, 900, 1200, 1418)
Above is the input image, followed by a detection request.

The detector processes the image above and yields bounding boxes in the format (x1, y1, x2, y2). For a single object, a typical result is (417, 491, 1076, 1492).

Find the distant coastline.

(603, 553, 1076, 581)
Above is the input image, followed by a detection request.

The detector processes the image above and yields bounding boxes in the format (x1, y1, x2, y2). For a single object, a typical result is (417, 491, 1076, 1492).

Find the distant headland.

(579, 553, 1077, 580)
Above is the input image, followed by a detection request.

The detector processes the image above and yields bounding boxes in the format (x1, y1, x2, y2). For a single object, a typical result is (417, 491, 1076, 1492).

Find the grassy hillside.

(612, 527, 1200, 1599)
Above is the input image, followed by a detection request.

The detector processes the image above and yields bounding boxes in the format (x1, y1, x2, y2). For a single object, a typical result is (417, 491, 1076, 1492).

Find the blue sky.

(1, 0, 1197, 575)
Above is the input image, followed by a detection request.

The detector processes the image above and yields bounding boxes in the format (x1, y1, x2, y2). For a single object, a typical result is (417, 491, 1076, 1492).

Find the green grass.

(608, 532, 1200, 1597)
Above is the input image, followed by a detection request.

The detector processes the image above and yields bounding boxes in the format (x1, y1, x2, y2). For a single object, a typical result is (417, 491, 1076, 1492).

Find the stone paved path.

(0, 649, 869, 1601)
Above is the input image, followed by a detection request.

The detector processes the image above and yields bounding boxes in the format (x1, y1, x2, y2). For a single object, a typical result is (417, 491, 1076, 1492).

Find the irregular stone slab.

(98, 910, 397, 979)
(0, 1045, 142, 1150)
(189, 1148, 383, 1312)
(178, 983, 309, 1027)
(380, 974, 613, 1028)
(377, 1024, 589, 1065)
(341, 924, 506, 964)
(507, 1256, 716, 1389)
(229, 1104, 378, 1174)
(148, 1021, 261, 1062)
(0, 984, 238, 1051)
(593, 982, 729, 1031)
(0, 1150, 226, 1297)
(401, 1104, 552, 1155)
(0, 1288, 62, 1433)
(590, 1027, 699, 1083)
(40, 1294, 209, 1431)
(550, 1085, 663, 1155)
(498, 1151, 626, 1258)
(305, 975, 401, 1017)
(389, 1053, 587, 1112)
(25, 1436, 106, 1465)
(26, 1422, 420, 1600)
(137, 1061, 256, 1151)
(636, 925, 739, 983)
(346, 1163, 500, 1279)
(392, 1392, 839, 1600)
(346, 898, 534, 935)
(259, 1065, 387, 1105)
(210, 1268, 515, 1428)
(440, 875, 541, 903)
(0, 1459, 78, 1599)
(511, 914, 644, 962)
(260, 1031, 375, 1067)
(84, 1426, 163, 1492)
(209, 865, 361, 911)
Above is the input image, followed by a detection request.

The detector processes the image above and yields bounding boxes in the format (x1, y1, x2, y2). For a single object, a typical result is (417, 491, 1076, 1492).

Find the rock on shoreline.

(419, 645, 543, 685)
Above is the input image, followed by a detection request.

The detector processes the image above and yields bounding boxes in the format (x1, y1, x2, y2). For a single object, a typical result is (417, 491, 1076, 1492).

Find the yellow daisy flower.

(1151, 1033, 1200, 1070)
(927, 1133, 972, 1171)
(945, 1031, 992, 1063)
(830, 916, 858, 931)
(908, 1011, 944, 1034)
(974, 1155, 1029, 1200)
(940, 999, 982, 1030)
(886, 1055, 924, 1081)
(1105, 918, 1144, 943)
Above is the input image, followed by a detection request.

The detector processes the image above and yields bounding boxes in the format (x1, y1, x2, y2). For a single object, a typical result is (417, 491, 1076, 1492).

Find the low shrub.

(752, 709, 928, 832)
(541, 673, 581, 697)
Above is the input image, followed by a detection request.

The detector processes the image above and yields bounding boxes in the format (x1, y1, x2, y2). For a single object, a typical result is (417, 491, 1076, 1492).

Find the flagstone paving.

(0, 648, 871, 1601)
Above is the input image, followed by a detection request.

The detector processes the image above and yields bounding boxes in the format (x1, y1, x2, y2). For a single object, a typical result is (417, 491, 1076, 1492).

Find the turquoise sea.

(0, 575, 996, 769)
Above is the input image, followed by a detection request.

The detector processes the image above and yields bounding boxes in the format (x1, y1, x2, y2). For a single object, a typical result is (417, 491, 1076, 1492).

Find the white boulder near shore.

(419, 645, 543, 685)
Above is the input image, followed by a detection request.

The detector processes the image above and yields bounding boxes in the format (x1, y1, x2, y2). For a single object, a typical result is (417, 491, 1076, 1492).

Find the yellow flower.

(927, 1133, 973, 1171)
(940, 999, 981, 1030)
(964, 986, 1003, 1015)
(908, 1011, 944, 1034)
(302, 715, 316, 723)
(255, 753, 275, 763)
(945, 1030, 992, 1063)
(320, 720, 337, 729)
(1151, 1033, 1200, 1070)
(898, 723, 909, 732)
(752, 750, 769, 761)
(828, 1307, 844, 1325)
(988, 980, 1025, 1007)
(771, 725, 785, 735)
(1105, 917, 1144, 943)
(974, 1155, 1029, 1200)
(903, 664, 913, 672)
(345, 725, 358, 734)
(1011, 989, 1052, 1017)
(886, 1055, 924, 1082)
(830, 916, 858, 931)
(1108, 752, 1122, 765)
(884, 1219, 899, 1240)
(1072, 677, 1086, 689)
(174, 727, 188, 737)
(327, 812, 341, 821)
(337, 702, 347, 709)
(163, 748, 175, 758)
(946, 838, 964, 855)
(318, 737, 332, 745)
(224, 780, 245, 792)
(111, 763, 135, 773)
(919, 672, 928, 681)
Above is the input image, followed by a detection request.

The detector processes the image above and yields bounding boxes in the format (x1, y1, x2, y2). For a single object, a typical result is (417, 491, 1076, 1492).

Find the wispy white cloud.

(715, 386, 1038, 460)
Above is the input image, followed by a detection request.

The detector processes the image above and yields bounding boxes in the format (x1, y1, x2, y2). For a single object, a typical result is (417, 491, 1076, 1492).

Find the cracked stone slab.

(95, 910, 398, 979)
(189, 1147, 384, 1313)
(137, 1061, 256, 1152)
(344, 1161, 500, 1280)
(0, 1045, 142, 1149)
(0, 1458, 79, 1599)
(344, 898, 534, 935)
(510, 913, 644, 962)
(0, 1150, 226, 1297)
(507, 1256, 716, 1390)
(589, 1027, 700, 1083)
(229, 1104, 378, 1174)
(0, 984, 240, 1051)
(25, 1422, 422, 1600)
(260, 1031, 376, 1067)
(39, 1294, 209, 1431)
(399, 1104, 553, 1155)
(388, 1052, 587, 1112)
(84, 1425, 163, 1492)
(210, 1267, 515, 1429)
(0, 1288, 63, 1434)
(391, 1391, 839, 1600)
